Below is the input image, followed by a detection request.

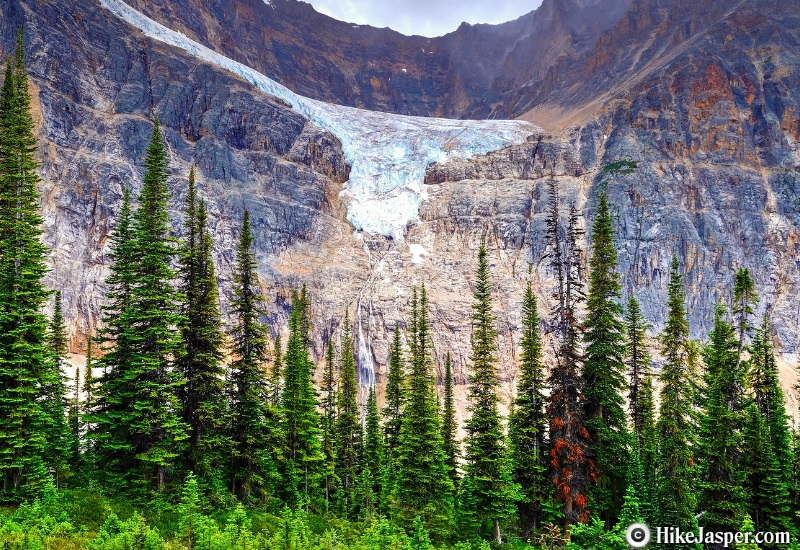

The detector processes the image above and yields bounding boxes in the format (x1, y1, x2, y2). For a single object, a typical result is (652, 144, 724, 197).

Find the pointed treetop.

(14, 26, 24, 71)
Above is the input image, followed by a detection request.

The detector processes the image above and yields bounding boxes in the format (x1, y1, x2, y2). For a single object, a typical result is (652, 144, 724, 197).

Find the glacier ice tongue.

(100, 0, 541, 240)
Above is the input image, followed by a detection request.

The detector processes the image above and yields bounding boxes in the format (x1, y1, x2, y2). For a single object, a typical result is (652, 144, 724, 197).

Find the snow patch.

(100, 0, 540, 240)
(408, 243, 428, 264)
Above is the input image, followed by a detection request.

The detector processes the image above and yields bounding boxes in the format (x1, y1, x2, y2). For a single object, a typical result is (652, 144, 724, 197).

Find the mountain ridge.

(118, 0, 631, 119)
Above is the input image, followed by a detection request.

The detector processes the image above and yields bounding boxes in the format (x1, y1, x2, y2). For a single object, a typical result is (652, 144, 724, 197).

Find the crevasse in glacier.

(99, 0, 540, 241)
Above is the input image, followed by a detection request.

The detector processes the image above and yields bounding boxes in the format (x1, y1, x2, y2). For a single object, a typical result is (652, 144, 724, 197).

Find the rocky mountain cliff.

(116, 0, 632, 119)
(5, 0, 800, 413)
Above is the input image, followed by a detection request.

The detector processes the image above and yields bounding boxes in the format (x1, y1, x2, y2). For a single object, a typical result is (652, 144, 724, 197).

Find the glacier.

(99, 0, 541, 241)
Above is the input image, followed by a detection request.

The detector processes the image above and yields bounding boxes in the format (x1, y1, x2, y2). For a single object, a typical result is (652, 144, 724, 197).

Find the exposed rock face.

(5, 0, 800, 416)
(7, 0, 350, 348)
(115, 0, 631, 118)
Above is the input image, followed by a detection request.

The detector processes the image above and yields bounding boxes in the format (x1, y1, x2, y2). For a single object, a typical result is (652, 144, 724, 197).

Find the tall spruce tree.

(545, 181, 592, 533)
(625, 296, 650, 447)
(0, 30, 51, 501)
(177, 169, 227, 486)
(124, 118, 187, 492)
(321, 338, 338, 509)
(383, 325, 404, 453)
(82, 331, 97, 478)
(655, 255, 698, 546)
(291, 284, 312, 348)
(44, 291, 72, 486)
(382, 324, 404, 513)
(94, 120, 188, 495)
(509, 277, 549, 533)
(356, 386, 383, 519)
(463, 239, 518, 543)
(394, 285, 454, 538)
(743, 315, 793, 532)
(67, 365, 82, 477)
(441, 352, 459, 485)
(742, 402, 791, 533)
(732, 268, 757, 371)
(626, 298, 658, 524)
(91, 184, 137, 492)
(280, 293, 324, 511)
(228, 210, 278, 501)
(334, 309, 361, 516)
(697, 305, 746, 532)
(582, 193, 628, 524)
(750, 314, 793, 477)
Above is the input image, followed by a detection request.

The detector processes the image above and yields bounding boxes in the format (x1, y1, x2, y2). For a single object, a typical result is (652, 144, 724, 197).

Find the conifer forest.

(3, 30, 800, 550)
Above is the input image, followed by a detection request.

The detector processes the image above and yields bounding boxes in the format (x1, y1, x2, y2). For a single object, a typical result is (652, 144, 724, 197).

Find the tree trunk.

(494, 519, 502, 544)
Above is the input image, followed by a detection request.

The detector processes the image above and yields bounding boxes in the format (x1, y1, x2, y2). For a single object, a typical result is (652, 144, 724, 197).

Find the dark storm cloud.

(305, 0, 543, 37)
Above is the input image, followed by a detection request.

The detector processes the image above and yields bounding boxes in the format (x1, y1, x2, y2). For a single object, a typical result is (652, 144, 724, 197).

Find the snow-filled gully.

(99, 0, 540, 389)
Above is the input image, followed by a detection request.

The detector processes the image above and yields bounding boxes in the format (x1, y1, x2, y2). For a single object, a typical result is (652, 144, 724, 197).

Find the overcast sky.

(305, 0, 544, 38)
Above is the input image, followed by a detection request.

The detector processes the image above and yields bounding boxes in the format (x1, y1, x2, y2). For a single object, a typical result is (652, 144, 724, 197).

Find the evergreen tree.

(177, 168, 227, 487)
(383, 325, 404, 453)
(582, 193, 628, 524)
(636, 362, 658, 525)
(228, 210, 278, 501)
(271, 333, 282, 406)
(732, 268, 757, 371)
(623, 438, 650, 530)
(410, 516, 435, 550)
(118, 118, 187, 493)
(545, 182, 592, 533)
(94, 121, 188, 495)
(381, 325, 404, 512)
(655, 255, 698, 546)
(463, 239, 518, 543)
(323, 338, 337, 441)
(625, 296, 650, 448)
(89, 120, 190, 495)
(744, 315, 793, 532)
(321, 338, 338, 510)
(456, 475, 481, 538)
(393, 285, 454, 538)
(441, 352, 459, 485)
(177, 472, 203, 548)
(734, 516, 760, 550)
(741, 402, 792, 532)
(625, 296, 658, 523)
(67, 365, 82, 476)
(697, 305, 746, 532)
(509, 277, 549, 533)
(356, 386, 383, 519)
(334, 309, 361, 516)
(379, 445, 397, 516)
(91, 185, 137, 492)
(81, 335, 97, 476)
(750, 314, 793, 478)
(43, 291, 72, 486)
(280, 293, 324, 511)
(290, 284, 312, 348)
(792, 426, 800, 532)
(0, 29, 51, 501)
